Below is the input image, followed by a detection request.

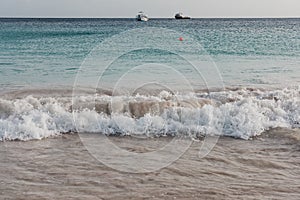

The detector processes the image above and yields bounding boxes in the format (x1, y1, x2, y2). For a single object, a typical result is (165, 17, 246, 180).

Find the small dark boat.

(175, 12, 191, 19)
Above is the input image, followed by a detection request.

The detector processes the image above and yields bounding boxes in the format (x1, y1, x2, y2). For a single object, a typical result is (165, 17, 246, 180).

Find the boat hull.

(136, 18, 149, 22)
(175, 16, 191, 19)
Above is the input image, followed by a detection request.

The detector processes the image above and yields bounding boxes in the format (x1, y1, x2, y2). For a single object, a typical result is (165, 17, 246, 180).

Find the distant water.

(0, 18, 299, 89)
(0, 18, 299, 141)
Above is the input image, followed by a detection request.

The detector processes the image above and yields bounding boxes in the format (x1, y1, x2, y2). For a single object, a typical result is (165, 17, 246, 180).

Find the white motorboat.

(136, 11, 149, 22)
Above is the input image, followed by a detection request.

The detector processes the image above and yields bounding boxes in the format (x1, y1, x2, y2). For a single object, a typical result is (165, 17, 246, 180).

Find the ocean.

(0, 18, 299, 199)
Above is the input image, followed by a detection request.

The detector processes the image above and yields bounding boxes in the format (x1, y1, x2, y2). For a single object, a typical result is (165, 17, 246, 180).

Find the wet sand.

(0, 128, 299, 200)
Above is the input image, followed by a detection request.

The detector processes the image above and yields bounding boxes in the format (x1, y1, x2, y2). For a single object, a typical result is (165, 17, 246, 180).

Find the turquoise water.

(0, 18, 300, 141)
(0, 18, 299, 90)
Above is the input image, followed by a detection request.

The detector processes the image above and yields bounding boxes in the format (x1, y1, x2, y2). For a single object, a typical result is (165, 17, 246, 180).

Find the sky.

(1, 0, 299, 18)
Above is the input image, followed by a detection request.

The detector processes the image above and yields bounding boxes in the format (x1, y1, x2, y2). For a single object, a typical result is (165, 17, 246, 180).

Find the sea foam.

(0, 87, 299, 141)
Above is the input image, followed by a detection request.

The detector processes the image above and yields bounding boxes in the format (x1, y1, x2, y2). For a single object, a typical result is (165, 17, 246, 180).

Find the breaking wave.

(0, 86, 299, 141)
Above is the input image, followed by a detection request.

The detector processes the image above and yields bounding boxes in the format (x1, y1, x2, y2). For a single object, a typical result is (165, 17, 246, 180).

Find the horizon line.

(0, 16, 299, 19)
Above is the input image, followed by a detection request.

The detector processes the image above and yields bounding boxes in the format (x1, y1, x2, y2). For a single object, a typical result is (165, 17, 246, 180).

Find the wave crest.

(0, 87, 299, 141)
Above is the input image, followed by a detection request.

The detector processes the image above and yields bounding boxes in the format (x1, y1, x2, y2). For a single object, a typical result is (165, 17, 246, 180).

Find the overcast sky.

(1, 0, 299, 18)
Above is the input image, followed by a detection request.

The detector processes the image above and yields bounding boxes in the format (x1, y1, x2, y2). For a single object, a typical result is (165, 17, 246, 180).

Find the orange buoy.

(179, 37, 183, 41)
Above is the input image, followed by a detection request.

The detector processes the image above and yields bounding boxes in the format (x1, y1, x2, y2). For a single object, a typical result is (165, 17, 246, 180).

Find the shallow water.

(0, 128, 299, 199)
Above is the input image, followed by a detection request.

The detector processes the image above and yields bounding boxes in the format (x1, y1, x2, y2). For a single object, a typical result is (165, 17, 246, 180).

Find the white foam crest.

(0, 87, 299, 141)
